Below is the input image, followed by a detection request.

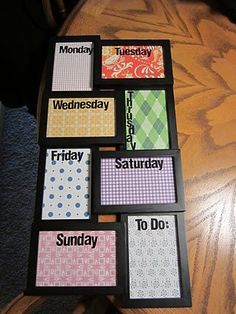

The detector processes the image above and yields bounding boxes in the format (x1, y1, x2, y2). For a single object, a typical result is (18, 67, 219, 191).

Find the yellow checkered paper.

(46, 98, 115, 137)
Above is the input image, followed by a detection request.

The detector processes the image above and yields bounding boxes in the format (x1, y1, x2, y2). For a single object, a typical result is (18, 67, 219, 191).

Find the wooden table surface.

(3, 1, 235, 313)
(61, 1, 236, 313)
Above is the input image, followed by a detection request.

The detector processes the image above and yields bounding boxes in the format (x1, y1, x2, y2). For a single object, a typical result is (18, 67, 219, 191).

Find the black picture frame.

(120, 212, 192, 308)
(94, 39, 173, 88)
(45, 35, 100, 93)
(122, 86, 178, 150)
(34, 146, 98, 223)
(25, 222, 125, 295)
(92, 149, 185, 214)
(38, 90, 125, 147)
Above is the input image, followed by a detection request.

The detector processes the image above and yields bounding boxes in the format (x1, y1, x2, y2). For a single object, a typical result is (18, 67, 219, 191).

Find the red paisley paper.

(101, 45, 164, 79)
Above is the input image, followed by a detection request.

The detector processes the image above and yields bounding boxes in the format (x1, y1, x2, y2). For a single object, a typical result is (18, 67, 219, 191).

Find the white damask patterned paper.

(127, 215, 181, 299)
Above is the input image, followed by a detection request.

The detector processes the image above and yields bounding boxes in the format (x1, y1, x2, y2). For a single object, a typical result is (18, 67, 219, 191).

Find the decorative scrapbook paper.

(52, 42, 94, 91)
(100, 157, 176, 205)
(127, 215, 181, 299)
(36, 230, 116, 287)
(42, 148, 91, 220)
(101, 45, 164, 79)
(125, 90, 169, 150)
(46, 98, 115, 138)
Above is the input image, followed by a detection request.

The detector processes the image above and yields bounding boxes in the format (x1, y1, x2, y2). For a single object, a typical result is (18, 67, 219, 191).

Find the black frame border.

(45, 35, 100, 93)
(94, 39, 173, 88)
(25, 222, 125, 295)
(38, 90, 125, 147)
(34, 146, 98, 223)
(120, 212, 192, 308)
(92, 149, 185, 214)
(122, 86, 178, 150)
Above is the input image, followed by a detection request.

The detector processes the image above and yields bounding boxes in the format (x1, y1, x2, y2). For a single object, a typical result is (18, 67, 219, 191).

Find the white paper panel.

(42, 148, 91, 220)
(52, 42, 93, 91)
(128, 215, 181, 299)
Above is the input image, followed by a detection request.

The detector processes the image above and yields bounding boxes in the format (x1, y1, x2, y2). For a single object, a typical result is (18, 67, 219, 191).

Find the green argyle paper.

(125, 90, 169, 150)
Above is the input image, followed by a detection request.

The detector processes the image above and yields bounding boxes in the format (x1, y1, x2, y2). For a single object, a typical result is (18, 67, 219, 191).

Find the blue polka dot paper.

(42, 148, 91, 220)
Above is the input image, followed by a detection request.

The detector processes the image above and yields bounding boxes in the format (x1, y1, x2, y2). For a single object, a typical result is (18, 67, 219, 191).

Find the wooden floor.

(2, 1, 235, 313)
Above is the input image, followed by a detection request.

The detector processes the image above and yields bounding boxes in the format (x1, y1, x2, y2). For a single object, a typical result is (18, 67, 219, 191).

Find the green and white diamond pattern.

(125, 90, 169, 150)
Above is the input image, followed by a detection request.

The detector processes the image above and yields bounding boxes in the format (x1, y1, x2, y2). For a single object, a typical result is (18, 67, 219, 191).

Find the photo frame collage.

(26, 35, 192, 308)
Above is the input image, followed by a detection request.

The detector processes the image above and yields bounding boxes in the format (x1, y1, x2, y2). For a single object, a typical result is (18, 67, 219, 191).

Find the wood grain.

(0, 293, 46, 314)
(63, 1, 236, 313)
(7, 0, 235, 313)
